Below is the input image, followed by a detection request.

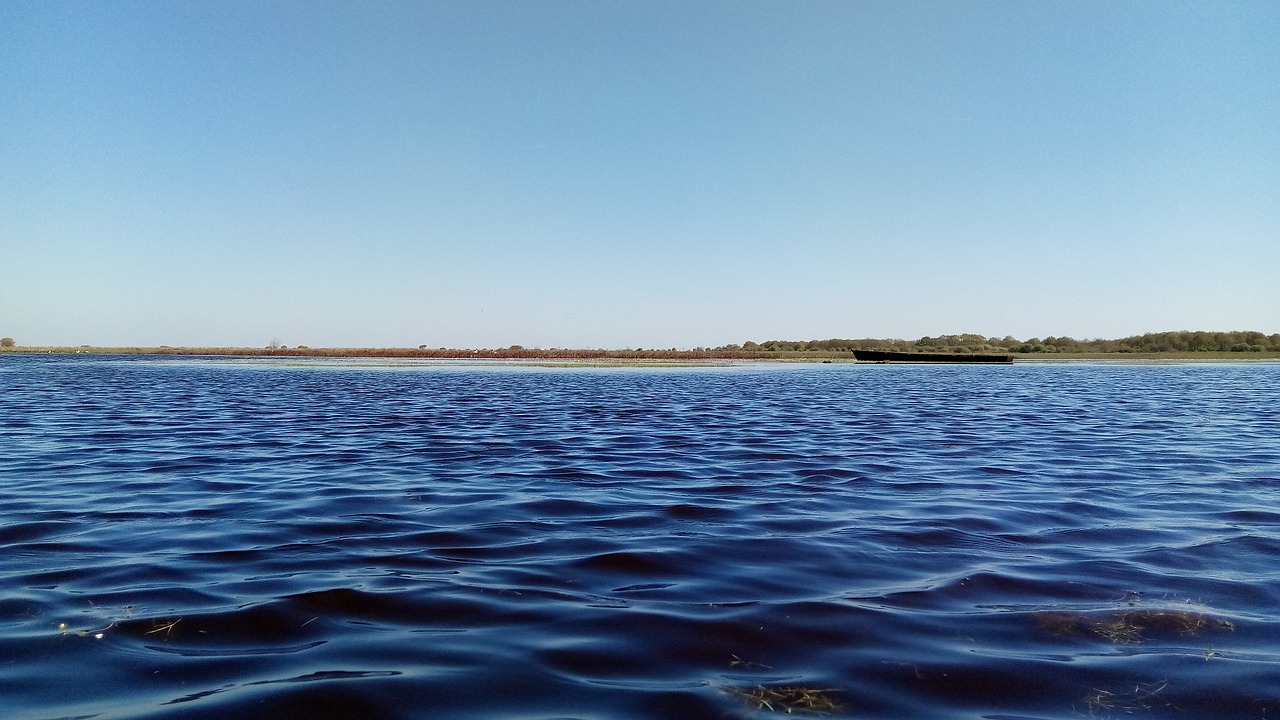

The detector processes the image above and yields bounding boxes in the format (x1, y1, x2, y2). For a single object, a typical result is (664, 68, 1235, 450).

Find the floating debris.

(1036, 608, 1234, 644)
(1083, 679, 1169, 716)
(143, 618, 182, 636)
(58, 621, 115, 639)
(729, 654, 772, 670)
(728, 685, 841, 714)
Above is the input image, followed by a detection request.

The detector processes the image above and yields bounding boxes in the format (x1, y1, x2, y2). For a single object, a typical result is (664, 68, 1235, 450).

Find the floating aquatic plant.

(728, 685, 841, 714)
(1036, 608, 1233, 644)
(1083, 679, 1168, 716)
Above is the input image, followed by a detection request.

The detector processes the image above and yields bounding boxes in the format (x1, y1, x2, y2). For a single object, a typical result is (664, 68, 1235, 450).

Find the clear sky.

(3, 1, 1277, 349)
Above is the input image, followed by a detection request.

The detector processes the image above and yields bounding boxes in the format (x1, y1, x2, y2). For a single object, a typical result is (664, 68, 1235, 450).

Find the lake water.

(2, 355, 1278, 719)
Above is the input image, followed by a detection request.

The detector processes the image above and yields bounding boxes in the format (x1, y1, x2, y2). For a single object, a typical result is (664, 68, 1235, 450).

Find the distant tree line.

(5, 331, 1277, 358)
(722, 331, 1280, 354)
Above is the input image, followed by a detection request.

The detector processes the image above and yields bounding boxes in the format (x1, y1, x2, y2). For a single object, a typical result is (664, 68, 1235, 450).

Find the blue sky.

(3, 1, 1277, 349)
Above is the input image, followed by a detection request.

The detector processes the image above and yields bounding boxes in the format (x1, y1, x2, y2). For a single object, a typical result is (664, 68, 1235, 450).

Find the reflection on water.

(2, 356, 1278, 719)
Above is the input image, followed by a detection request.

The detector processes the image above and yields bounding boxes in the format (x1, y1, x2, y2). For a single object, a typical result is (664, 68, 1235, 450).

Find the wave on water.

(2, 356, 1278, 719)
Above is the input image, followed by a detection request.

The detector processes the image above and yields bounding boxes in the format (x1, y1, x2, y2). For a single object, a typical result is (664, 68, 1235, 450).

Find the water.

(2, 355, 1278, 720)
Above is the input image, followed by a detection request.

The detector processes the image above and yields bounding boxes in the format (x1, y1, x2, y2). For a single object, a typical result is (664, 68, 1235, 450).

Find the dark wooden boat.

(852, 349, 1013, 364)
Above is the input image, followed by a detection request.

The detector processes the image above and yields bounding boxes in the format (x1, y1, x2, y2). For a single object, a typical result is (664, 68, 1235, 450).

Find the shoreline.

(4, 346, 1279, 362)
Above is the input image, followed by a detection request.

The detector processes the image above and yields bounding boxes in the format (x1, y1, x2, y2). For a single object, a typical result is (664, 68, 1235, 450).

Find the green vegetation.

(2, 331, 1276, 360)
(730, 330, 1280, 355)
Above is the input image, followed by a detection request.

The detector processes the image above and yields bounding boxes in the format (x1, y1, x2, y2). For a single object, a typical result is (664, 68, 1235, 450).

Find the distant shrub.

(0, 337, 14, 347)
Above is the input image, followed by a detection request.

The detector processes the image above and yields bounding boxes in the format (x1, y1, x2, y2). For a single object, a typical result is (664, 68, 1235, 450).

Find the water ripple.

(2, 356, 1278, 719)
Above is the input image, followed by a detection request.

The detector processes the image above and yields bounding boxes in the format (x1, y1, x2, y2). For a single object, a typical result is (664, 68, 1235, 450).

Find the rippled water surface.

(3, 355, 1278, 719)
